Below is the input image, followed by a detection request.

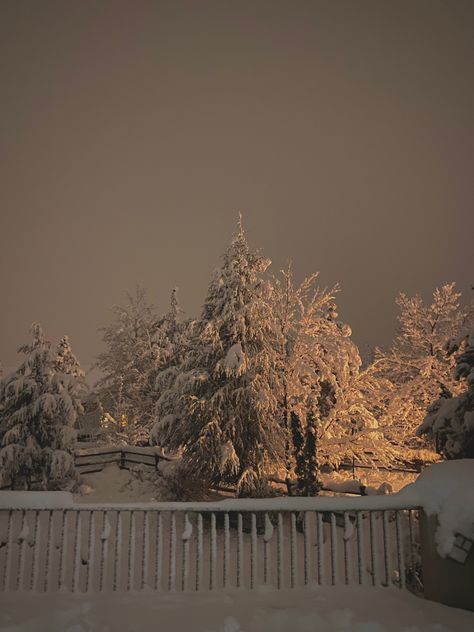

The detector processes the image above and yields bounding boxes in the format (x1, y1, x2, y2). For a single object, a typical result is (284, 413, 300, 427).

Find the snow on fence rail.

(0, 494, 422, 594)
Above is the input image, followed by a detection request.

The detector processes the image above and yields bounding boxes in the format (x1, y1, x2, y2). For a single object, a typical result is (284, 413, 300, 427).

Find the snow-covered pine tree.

(418, 329, 474, 458)
(290, 410, 305, 493)
(55, 335, 88, 401)
(95, 287, 160, 444)
(150, 288, 193, 446)
(373, 283, 473, 450)
(303, 409, 321, 494)
(0, 324, 81, 489)
(290, 409, 322, 495)
(155, 219, 284, 492)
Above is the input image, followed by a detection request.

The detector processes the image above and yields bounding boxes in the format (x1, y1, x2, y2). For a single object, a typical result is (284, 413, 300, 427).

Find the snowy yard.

(1, 585, 473, 632)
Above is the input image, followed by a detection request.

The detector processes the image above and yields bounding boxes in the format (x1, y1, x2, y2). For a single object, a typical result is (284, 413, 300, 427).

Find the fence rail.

(74, 446, 423, 476)
(74, 446, 172, 475)
(0, 496, 423, 594)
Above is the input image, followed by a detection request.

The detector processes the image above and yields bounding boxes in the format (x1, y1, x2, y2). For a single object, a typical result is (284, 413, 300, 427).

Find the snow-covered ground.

(75, 464, 161, 503)
(74, 462, 415, 506)
(1, 585, 473, 632)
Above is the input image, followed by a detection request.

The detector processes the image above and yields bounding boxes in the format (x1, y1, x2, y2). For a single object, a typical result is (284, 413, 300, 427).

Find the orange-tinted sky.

(1, 0, 473, 374)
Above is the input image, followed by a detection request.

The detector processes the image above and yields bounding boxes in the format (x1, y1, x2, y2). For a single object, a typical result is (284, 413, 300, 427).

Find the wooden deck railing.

(0, 494, 423, 594)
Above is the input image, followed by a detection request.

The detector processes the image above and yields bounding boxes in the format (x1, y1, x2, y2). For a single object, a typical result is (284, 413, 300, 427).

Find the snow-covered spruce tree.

(290, 409, 322, 496)
(150, 288, 194, 446)
(271, 267, 399, 475)
(0, 324, 82, 489)
(373, 283, 473, 450)
(418, 329, 474, 458)
(155, 220, 284, 493)
(95, 287, 160, 445)
(55, 335, 88, 401)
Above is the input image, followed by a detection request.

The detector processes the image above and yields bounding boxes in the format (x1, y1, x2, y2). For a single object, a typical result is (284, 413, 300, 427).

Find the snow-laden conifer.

(155, 219, 284, 490)
(0, 324, 82, 489)
(418, 329, 474, 458)
(150, 288, 193, 446)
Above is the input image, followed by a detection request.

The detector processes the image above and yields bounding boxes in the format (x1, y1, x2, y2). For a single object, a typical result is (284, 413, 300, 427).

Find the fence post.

(154, 453, 159, 472)
(120, 450, 125, 469)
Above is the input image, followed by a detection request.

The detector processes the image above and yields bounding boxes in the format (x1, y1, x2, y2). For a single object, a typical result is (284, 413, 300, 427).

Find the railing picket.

(196, 512, 203, 591)
(209, 513, 216, 590)
(290, 512, 297, 588)
(72, 511, 81, 593)
(44, 510, 54, 592)
(263, 512, 273, 585)
(277, 512, 284, 589)
(2, 510, 13, 591)
(356, 511, 365, 585)
(343, 511, 353, 585)
(127, 510, 136, 591)
(113, 510, 122, 591)
(155, 512, 162, 591)
(142, 511, 149, 591)
(237, 513, 243, 588)
(99, 512, 110, 591)
(408, 510, 416, 579)
(303, 511, 310, 585)
(17, 510, 28, 591)
(169, 512, 176, 591)
(395, 510, 405, 589)
(369, 511, 380, 586)
(86, 510, 95, 592)
(31, 510, 42, 592)
(317, 511, 324, 584)
(182, 513, 192, 591)
(330, 512, 338, 586)
(223, 512, 230, 589)
(382, 510, 390, 586)
(250, 513, 257, 589)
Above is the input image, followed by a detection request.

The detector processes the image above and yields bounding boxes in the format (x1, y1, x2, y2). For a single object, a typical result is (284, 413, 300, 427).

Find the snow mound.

(407, 459, 474, 557)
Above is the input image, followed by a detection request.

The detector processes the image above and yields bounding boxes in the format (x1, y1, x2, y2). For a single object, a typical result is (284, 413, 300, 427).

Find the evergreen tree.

(155, 219, 284, 491)
(303, 409, 321, 495)
(150, 288, 193, 445)
(55, 335, 85, 377)
(290, 411, 305, 493)
(0, 324, 81, 489)
(418, 329, 474, 458)
(55, 335, 88, 404)
(290, 408, 322, 496)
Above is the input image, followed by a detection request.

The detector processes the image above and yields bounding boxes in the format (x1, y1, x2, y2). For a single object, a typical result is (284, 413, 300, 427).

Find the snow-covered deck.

(1, 585, 473, 632)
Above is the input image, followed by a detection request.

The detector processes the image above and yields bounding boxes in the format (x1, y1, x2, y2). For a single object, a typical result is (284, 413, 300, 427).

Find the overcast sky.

(1, 0, 473, 375)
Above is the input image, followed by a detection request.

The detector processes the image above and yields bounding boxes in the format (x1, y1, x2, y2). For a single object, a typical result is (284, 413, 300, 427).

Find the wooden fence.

(74, 446, 172, 475)
(0, 494, 423, 594)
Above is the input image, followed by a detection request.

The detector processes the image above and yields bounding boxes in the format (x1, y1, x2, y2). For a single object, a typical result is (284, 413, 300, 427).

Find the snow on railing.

(0, 491, 423, 594)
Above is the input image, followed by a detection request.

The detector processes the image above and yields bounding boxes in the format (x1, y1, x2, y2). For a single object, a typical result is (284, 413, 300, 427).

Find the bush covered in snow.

(418, 330, 474, 459)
